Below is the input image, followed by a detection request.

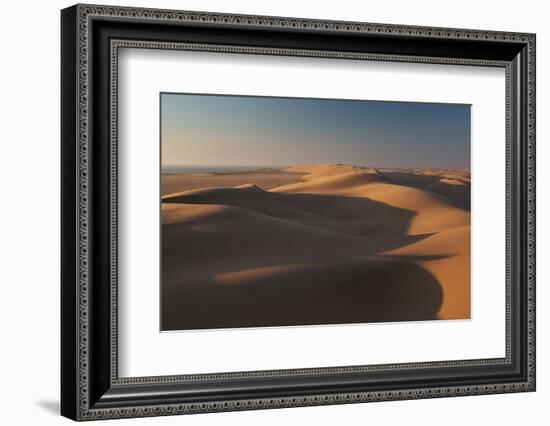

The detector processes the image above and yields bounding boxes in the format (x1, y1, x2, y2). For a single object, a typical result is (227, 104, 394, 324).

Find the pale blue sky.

(161, 93, 470, 169)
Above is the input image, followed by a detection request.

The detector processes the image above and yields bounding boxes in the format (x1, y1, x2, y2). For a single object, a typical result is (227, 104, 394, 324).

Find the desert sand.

(161, 164, 470, 330)
(162, 168, 305, 195)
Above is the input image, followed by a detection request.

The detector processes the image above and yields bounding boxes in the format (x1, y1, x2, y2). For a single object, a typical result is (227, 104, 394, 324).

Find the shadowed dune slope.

(161, 163, 471, 330)
(163, 257, 442, 330)
(376, 169, 471, 210)
(273, 167, 469, 234)
(382, 225, 470, 320)
(163, 185, 324, 226)
(163, 181, 421, 237)
(162, 203, 431, 267)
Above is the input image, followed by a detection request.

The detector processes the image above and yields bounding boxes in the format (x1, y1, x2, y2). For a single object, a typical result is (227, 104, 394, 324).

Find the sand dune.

(273, 168, 469, 234)
(163, 185, 324, 226)
(163, 257, 443, 330)
(376, 169, 471, 210)
(382, 226, 470, 320)
(273, 169, 386, 194)
(284, 163, 375, 181)
(162, 169, 305, 195)
(162, 202, 431, 273)
(161, 163, 470, 330)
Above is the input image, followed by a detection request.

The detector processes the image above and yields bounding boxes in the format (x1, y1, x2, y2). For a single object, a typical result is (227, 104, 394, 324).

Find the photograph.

(160, 93, 472, 331)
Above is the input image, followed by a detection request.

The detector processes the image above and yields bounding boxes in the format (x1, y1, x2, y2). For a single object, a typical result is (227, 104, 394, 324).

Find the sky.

(161, 93, 471, 169)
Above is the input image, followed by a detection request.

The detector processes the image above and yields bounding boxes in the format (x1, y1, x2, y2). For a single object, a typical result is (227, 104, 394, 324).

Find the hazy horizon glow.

(161, 93, 471, 169)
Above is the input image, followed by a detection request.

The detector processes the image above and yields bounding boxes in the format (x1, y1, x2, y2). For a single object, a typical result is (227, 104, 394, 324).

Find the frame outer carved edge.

(77, 4, 90, 419)
(74, 4, 536, 420)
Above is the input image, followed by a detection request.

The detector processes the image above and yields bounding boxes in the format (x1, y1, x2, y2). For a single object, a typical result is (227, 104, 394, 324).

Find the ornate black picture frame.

(61, 4, 536, 421)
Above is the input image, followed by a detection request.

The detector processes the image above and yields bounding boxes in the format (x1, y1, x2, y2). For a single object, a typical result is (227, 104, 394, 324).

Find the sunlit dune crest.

(440, 178, 466, 186)
(161, 163, 471, 330)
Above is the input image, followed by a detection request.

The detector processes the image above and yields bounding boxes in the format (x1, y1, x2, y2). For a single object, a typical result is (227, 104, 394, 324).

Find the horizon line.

(161, 163, 471, 170)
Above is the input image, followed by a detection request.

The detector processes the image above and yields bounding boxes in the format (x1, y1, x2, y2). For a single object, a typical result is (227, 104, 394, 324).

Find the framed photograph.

(61, 4, 536, 421)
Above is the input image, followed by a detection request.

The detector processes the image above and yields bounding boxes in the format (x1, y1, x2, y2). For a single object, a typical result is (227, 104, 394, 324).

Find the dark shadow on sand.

(377, 170, 470, 211)
(164, 188, 422, 238)
(162, 257, 443, 330)
(161, 188, 450, 331)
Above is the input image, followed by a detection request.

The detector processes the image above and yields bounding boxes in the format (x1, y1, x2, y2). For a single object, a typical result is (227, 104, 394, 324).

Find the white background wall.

(0, 0, 547, 424)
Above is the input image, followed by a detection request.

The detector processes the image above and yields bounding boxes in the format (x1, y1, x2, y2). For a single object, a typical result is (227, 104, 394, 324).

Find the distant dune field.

(161, 164, 471, 331)
(161, 169, 305, 195)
